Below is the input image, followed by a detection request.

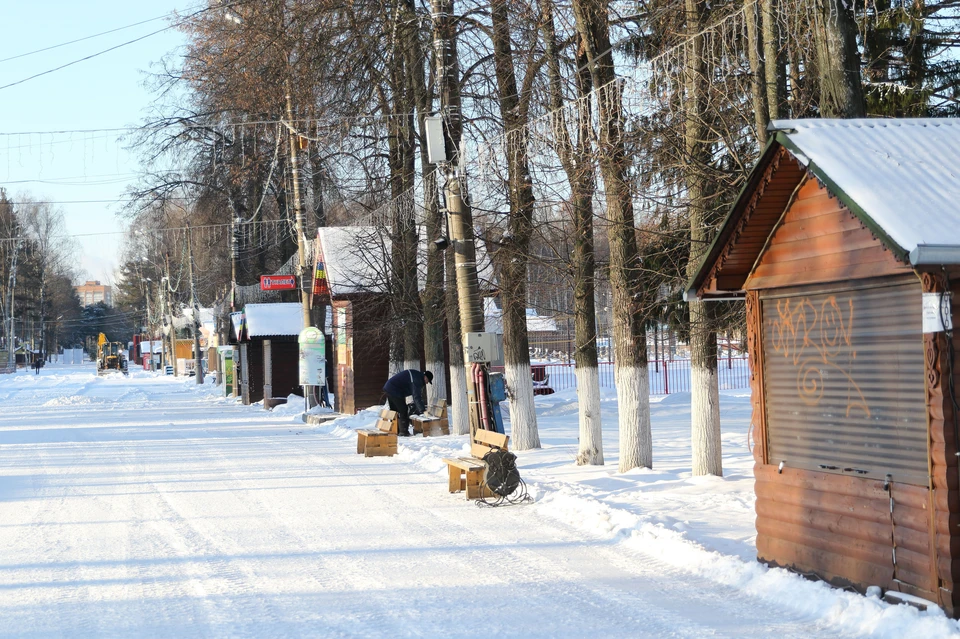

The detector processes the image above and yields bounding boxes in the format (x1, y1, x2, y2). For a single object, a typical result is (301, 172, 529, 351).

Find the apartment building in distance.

(76, 280, 112, 307)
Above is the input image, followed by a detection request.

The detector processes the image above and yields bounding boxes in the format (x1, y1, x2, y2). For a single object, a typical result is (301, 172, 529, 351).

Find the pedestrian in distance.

(33, 357, 42, 375)
(382, 369, 432, 437)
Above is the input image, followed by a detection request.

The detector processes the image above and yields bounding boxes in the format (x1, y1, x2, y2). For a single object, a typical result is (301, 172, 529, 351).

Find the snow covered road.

(0, 366, 952, 637)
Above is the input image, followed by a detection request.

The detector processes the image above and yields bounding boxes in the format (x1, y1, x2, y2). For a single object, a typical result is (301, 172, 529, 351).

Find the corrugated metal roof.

(771, 118, 960, 258)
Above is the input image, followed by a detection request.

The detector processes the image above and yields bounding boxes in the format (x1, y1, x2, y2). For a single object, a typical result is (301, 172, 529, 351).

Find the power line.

(0, 12, 172, 65)
(0, 114, 420, 137)
(0, 26, 179, 92)
(0, 3, 249, 93)
(0, 217, 294, 241)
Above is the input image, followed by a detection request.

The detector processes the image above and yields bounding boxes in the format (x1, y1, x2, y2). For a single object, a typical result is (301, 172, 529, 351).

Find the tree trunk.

(571, 0, 652, 472)
(490, 0, 539, 450)
(540, 0, 602, 465)
(813, 0, 866, 118)
(384, 4, 422, 374)
(745, 0, 770, 144)
(760, 0, 785, 119)
(685, 0, 722, 477)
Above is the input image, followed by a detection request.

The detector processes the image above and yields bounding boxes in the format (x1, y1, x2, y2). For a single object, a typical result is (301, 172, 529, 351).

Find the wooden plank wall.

(922, 269, 960, 615)
(745, 178, 912, 290)
(754, 465, 935, 598)
(333, 298, 391, 415)
(351, 297, 391, 412)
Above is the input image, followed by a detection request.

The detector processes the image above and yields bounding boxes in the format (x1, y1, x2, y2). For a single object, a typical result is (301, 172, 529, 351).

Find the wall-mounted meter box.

(464, 332, 503, 365)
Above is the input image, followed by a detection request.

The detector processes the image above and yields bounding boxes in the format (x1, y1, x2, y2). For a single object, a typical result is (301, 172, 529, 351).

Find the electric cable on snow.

(476, 445, 531, 508)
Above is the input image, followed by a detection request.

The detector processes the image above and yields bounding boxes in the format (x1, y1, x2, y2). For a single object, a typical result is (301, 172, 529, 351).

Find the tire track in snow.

(244, 426, 834, 638)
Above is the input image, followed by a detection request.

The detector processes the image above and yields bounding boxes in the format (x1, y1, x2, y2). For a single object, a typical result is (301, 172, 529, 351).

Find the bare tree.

(571, 0, 653, 472)
(489, 0, 540, 449)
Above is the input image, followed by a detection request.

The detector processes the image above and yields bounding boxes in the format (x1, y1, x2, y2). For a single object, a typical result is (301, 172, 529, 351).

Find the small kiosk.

(237, 303, 304, 408)
(687, 119, 960, 613)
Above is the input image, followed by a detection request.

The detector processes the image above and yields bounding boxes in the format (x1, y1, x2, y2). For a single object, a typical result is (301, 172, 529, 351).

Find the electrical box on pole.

(464, 332, 502, 366)
(424, 115, 447, 164)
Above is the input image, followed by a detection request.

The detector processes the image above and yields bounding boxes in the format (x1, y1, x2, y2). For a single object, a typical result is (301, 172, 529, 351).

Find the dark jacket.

(383, 369, 428, 412)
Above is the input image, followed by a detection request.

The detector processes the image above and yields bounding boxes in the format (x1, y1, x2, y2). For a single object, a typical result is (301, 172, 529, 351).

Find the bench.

(442, 429, 510, 500)
(410, 401, 449, 437)
(356, 409, 399, 457)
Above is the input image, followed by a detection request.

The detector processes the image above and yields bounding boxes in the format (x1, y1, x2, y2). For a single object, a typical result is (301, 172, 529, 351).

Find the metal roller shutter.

(761, 276, 928, 486)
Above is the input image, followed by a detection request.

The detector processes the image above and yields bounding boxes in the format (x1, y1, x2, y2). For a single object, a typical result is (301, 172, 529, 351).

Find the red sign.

(260, 275, 297, 291)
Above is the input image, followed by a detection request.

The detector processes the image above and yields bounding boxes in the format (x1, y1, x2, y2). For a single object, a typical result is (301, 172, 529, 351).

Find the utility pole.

(6, 238, 20, 372)
(186, 222, 204, 384)
(230, 216, 239, 311)
(431, 0, 485, 435)
(284, 78, 311, 330)
(145, 278, 154, 370)
(284, 77, 317, 408)
(163, 252, 178, 377)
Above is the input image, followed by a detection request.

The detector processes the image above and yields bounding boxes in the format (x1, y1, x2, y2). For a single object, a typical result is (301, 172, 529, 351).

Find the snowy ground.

(0, 364, 957, 638)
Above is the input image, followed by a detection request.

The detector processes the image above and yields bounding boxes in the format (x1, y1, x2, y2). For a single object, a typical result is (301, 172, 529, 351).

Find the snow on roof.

(243, 303, 303, 338)
(139, 341, 163, 355)
(317, 227, 391, 296)
(317, 226, 495, 297)
(772, 119, 960, 258)
(483, 299, 558, 333)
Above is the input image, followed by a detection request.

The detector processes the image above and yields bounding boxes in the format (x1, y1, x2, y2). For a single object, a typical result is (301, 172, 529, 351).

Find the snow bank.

(175, 375, 958, 637)
(295, 389, 960, 638)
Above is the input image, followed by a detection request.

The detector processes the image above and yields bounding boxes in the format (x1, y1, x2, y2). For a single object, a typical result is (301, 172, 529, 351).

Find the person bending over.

(382, 369, 433, 436)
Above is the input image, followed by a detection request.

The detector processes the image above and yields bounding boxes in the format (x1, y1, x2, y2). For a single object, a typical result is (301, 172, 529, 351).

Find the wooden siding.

(240, 342, 263, 405)
(921, 269, 960, 615)
(269, 340, 301, 401)
(745, 178, 912, 290)
(332, 299, 391, 415)
(755, 464, 936, 598)
(699, 147, 807, 296)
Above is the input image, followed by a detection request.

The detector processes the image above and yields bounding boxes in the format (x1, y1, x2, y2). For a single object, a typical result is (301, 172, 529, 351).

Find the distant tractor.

(96, 333, 128, 376)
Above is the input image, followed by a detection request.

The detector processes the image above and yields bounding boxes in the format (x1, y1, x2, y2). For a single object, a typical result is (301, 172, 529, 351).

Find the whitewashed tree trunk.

(389, 354, 403, 376)
(426, 360, 446, 404)
(575, 365, 603, 465)
(571, 1, 652, 472)
(489, 0, 540, 451)
(540, 0, 602, 465)
(449, 363, 469, 435)
(506, 362, 539, 449)
(616, 362, 652, 472)
(691, 360, 722, 476)
(684, 0, 723, 477)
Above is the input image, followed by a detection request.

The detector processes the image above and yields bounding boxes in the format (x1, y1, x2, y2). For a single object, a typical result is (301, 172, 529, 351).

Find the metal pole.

(186, 223, 204, 384)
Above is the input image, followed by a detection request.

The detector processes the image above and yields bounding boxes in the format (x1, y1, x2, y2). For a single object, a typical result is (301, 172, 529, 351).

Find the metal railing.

(504, 357, 751, 396)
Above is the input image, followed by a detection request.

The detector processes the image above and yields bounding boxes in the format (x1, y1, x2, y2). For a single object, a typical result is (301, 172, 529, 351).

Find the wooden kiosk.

(687, 119, 960, 614)
(236, 303, 303, 408)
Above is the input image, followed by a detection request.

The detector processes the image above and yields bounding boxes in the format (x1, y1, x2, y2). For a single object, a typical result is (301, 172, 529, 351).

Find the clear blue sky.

(0, 1, 191, 283)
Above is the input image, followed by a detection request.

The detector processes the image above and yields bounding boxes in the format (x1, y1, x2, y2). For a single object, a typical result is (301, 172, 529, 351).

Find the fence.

(513, 357, 751, 396)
